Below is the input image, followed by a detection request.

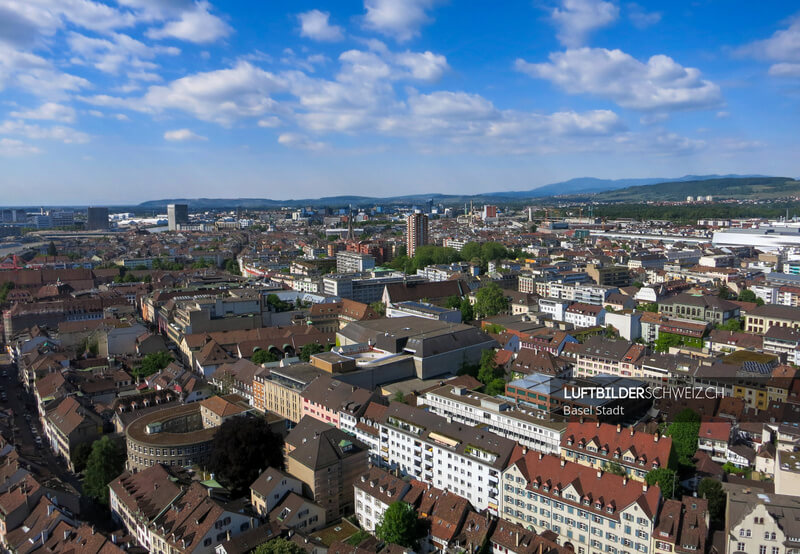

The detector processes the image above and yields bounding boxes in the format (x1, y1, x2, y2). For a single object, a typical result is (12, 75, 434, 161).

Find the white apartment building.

(501, 451, 660, 554)
(539, 298, 570, 322)
(376, 402, 516, 515)
(564, 304, 605, 328)
(336, 251, 376, 274)
(353, 466, 411, 532)
(419, 384, 565, 455)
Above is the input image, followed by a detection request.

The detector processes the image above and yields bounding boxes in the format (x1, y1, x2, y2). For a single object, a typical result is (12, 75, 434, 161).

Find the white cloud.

(146, 1, 231, 43)
(362, 0, 441, 42)
(768, 62, 800, 77)
(716, 110, 730, 119)
(0, 138, 40, 156)
(627, 3, 661, 29)
(277, 132, 327, 151)
(516, 47, 722, 111)
(164, 128, 207, 141)
(0, 0, 137, 41)
(395, 50, 448, 81)
(10, 102, 77, 123)
(0, 43, 90, 98)
(67, 31, 179, 74)
(550, 0, 619, 48)
(298, 10, 343, 42)
(0, 120, 90, 143)
(84, 61, 286, 126)
(739, 17, 800, 61)
(409, 91, 498, 120)
(257, 116, 281, 128)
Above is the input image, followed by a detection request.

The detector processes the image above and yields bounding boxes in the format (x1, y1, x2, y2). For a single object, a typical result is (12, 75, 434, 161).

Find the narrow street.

(0, 353, 83, 493)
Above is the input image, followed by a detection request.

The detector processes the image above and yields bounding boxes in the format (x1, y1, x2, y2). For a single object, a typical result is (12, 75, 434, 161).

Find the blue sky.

(1, 0, 799, 204)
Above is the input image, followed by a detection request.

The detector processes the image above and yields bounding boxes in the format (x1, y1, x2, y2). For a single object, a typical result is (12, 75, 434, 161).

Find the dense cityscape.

(1, 192, 800, 554)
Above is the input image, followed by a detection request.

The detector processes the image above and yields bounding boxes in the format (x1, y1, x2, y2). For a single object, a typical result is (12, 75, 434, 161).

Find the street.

(0, 353, 83, 493)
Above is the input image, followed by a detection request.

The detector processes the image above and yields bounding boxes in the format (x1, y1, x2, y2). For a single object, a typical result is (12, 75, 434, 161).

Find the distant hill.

(585, 176, 800, 202)
(495, 174, 769, 198)
(137, 174, 775, 209)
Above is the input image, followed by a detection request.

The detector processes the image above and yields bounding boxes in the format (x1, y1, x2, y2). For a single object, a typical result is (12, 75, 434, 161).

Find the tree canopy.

(665, 409, 701, 467)
(207, 416, 285, 496)
(252, 538, 306, 554)
(375, 501, 427, 549)
(83, 436, 126, 504)
(474, 282, 509, 318)
(299, 342, 326, 362)
(645, 467, 680, 499)
(252, 349, 280, 364)
(698, 478, 726, 527)
(132, 350, 172, 381)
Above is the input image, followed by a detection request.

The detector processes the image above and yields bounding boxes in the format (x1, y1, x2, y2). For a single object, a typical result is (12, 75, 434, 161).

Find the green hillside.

(589, 177, 800, 202)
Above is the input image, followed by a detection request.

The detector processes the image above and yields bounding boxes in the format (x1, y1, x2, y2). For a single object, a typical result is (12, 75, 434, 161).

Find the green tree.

(639, 302, 659, 313)
(71, 441, 94, 473)
(716, 318, 743, 332)
(633, 281, 644, 288)
(459, 298, 474, 323)
(698, 478, 726, 526)
(477, 349, 503, 385)
(208, 416, 285, 496)
(266, 294, 291, 312)
(132, 351, 172, 381)
(654, 332, 684, 352)
(47, 241, 57, 256)
(224, 258, 241, 275)
(83, 436, 126, 504)
(737, 289, 756, 303)
(299, 342, 325, 362)
(665, 409, 701, 467)
(474, 282, 508, 318)
(645, 467, 680, 499)
(485, 378, 506, 396)
(375, 501, 427, 549)
(717, 284, 732, 300)
(252, 538, 306, 554)
(445, 295, 462, 310)
(369, 301, 386, 316)
(252, 349, 279, 364)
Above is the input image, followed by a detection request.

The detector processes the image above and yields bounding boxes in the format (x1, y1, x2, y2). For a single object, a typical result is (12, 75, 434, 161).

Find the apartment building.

(564, 303, 605, 328)
(419, 384, 565, 455)
(375, 401, 516, 515)
(285, 417, 370, 522)
(560, 422, 673, 482)
(572, 337, 646, 379)
(353, 466, 411, 532)
(501, 449, 660, 554)
(658, 293, 740, 325)
(336, 251, 375, 274)
(745, 305, 800, 334)
(252, 364, 325, 424)
(250, 467, 303, 517)
(652, 496, 709, 554)
(726, 490, 800, 554)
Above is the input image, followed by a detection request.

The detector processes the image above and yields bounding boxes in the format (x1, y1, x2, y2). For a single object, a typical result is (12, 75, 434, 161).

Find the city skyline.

(1, 1, 799, 204)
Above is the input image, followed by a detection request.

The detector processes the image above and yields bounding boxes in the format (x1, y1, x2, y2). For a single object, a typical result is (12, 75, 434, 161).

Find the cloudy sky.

(1, 0, 798, 204)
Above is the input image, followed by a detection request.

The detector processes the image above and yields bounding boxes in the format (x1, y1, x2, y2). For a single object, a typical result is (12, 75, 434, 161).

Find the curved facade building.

(125, 403, 217, 471)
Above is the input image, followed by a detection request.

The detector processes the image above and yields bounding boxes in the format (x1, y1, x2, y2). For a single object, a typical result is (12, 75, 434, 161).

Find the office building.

(406, 212, 428, 257)
(167, 203, 189, 231)
(336, 251, 376, 273)
(86, 207, 109, 230)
